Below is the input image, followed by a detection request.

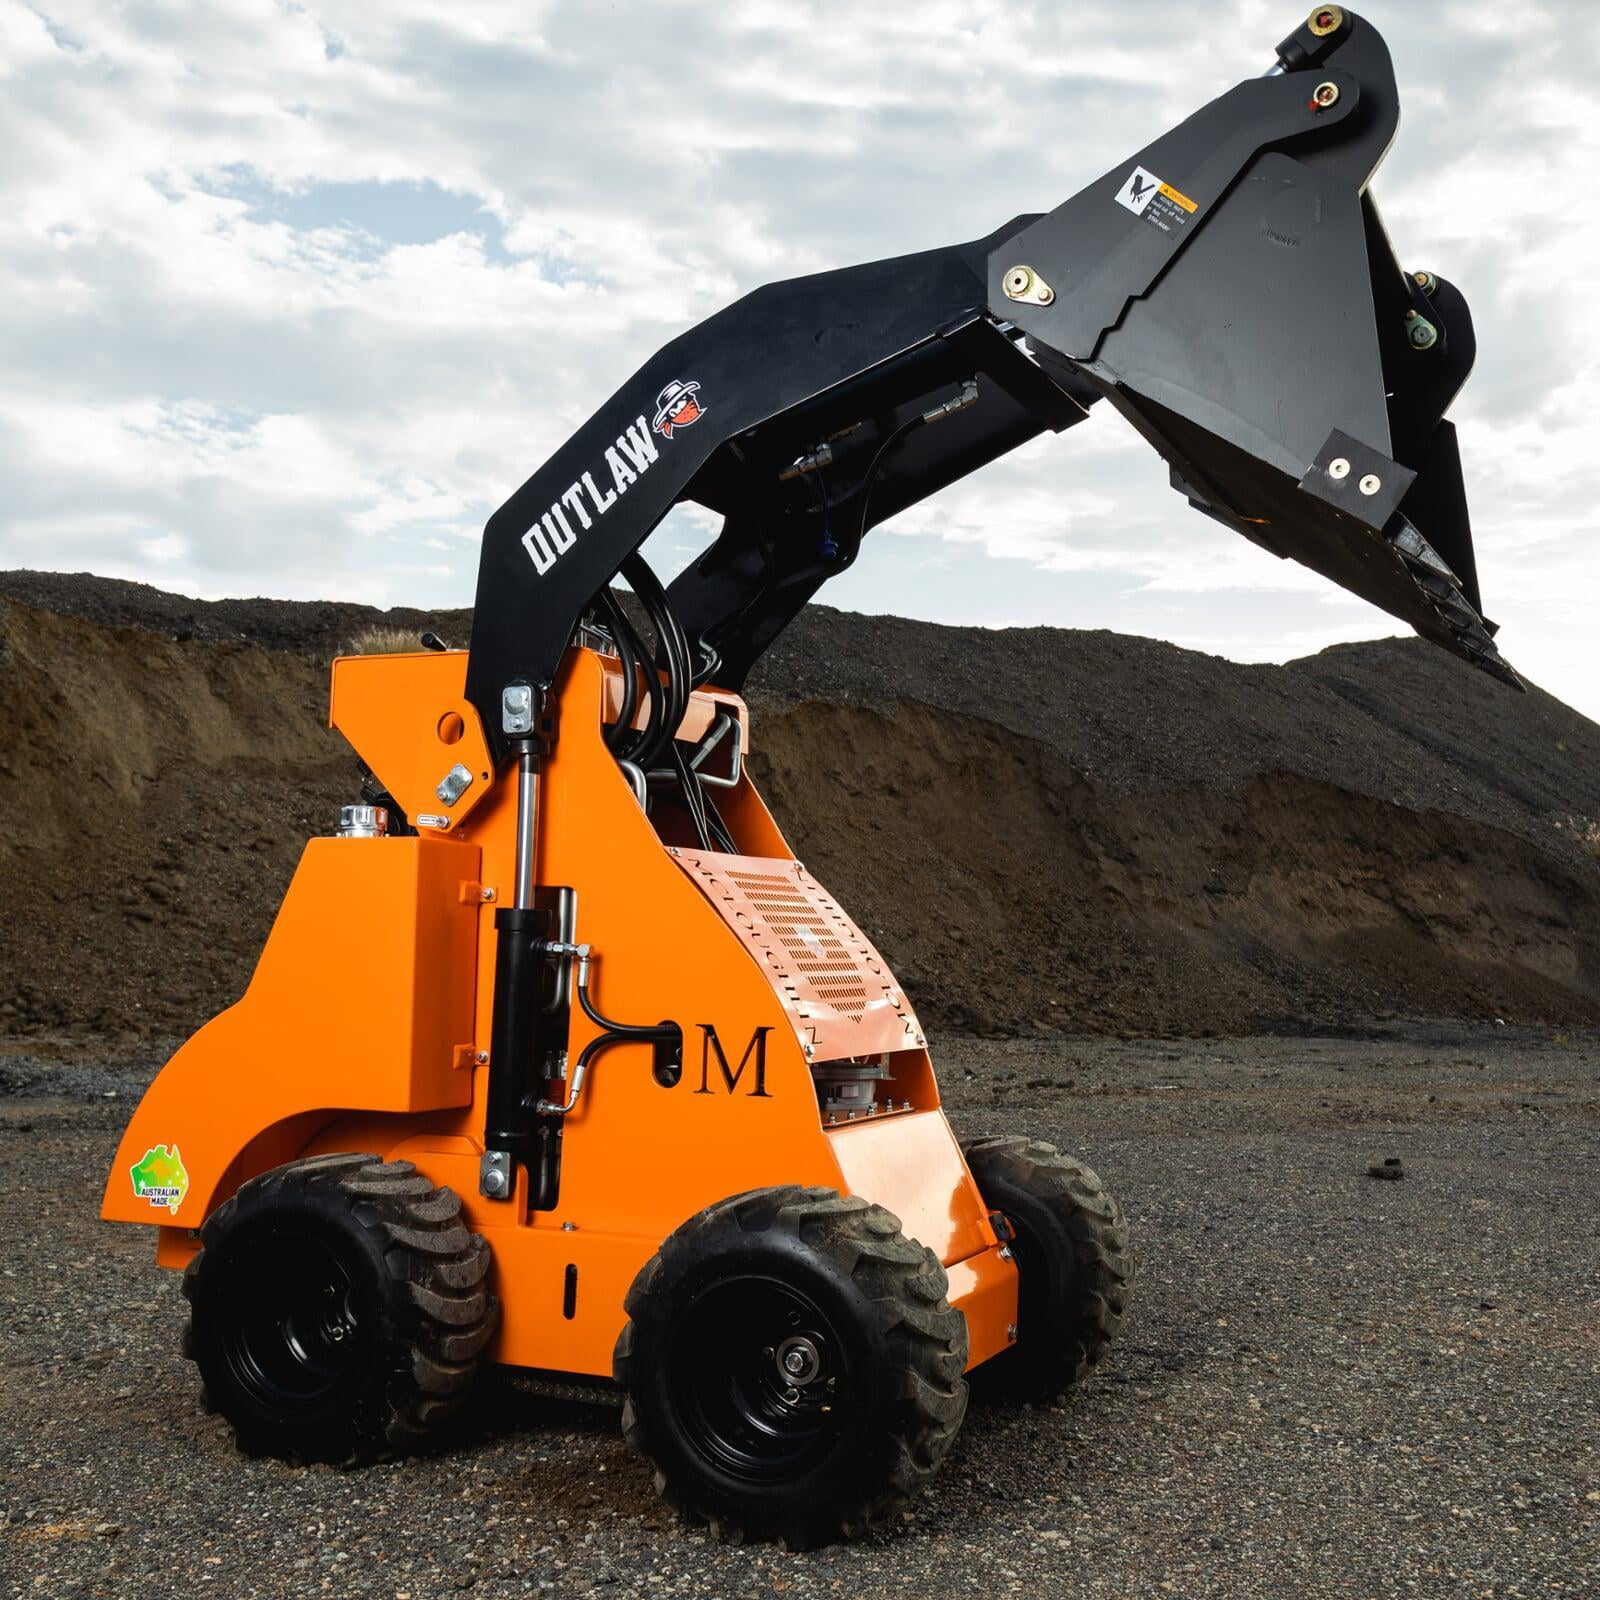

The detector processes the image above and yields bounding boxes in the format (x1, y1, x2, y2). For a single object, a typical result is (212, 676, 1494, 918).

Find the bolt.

(329, 1323, 346, 1342)
(1328, 457, 1351, 480)
(561, 1221, 577, 1232)
(1408, 315, 1439, 350)
(1006, 1323, 1019, 1344)
(1003, 265, 1035, 300)
(1359, 474, 1382, 496)
(1412, 269, 1438, 296)
(475, 1050, 489, 1065)
(783, 1349, 808, 1376)
(481, 887, 494, 901)
(999, 1244, 1014, 1261)
(482, 1165, 508, 1197)
(783, 1387, 801, 1405)
(1311, 81, 1340, 110)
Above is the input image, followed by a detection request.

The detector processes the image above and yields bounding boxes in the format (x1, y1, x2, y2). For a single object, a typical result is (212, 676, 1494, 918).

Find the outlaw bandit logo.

(652, 379, 705, 440)
(518, 377, 708, 577)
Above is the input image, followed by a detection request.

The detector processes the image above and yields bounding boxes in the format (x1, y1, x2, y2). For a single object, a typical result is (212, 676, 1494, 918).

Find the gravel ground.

(2, 1024, 1597, 1598)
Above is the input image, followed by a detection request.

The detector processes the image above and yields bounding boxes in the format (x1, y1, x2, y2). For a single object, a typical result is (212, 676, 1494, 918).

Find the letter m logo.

(695, 1025, 773, 1097)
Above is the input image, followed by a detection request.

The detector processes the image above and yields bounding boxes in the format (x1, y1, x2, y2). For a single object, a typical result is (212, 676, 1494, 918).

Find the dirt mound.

(1, 571, 1597, 1042)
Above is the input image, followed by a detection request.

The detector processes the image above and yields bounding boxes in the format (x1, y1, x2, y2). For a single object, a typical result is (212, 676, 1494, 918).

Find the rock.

(1367, 1156, 1405, 1180)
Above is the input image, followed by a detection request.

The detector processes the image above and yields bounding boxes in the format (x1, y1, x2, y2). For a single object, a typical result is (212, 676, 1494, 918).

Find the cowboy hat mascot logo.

(652, 379, 705, 440)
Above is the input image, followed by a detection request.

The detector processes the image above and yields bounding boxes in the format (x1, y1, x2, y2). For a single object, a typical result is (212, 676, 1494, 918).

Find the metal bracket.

(501, 684, 535, 736)
(436, 762, 474, 806)
(479, 1149, 513, 1201)
(1298, 429, 1415, 531)
(688, 712, 744, 789)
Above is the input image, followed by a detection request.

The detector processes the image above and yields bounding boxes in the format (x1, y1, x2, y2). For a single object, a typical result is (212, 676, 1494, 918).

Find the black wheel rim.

(670, 1274, 851, 1485)
(216, 1228, 370, 1413)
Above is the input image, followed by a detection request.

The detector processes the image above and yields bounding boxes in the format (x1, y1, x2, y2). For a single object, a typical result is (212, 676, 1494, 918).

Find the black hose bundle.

(618, 553, 688, 773)
(590, 553, 737, 854)
(598, 589, 640, 757)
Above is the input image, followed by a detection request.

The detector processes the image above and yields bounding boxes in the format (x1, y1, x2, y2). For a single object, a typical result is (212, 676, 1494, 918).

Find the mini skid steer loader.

(103, 9, 1512, 1548)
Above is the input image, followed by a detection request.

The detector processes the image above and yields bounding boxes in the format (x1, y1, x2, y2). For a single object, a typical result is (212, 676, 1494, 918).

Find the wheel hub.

(672, 1277, 850, 1484)
(217, 1230, 368, 1413)
(776, 1334, 823, 1386)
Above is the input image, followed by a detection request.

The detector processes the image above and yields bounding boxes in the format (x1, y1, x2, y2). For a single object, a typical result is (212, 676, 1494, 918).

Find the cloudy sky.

(3, 1, 1596, 717)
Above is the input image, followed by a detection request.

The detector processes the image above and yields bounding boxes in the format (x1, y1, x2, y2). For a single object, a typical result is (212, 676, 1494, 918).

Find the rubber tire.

(613, 1186, 968, 1549)
(961, 1136, 1131, 1400)
(181, 1153, 498, 1463)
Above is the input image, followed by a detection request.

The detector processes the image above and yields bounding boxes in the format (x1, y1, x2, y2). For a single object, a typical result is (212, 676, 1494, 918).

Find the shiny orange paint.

(101, 644, 1019, 1375)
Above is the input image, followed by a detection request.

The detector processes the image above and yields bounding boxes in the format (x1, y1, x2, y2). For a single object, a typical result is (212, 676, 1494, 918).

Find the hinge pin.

(1002, 264, 1055, 306)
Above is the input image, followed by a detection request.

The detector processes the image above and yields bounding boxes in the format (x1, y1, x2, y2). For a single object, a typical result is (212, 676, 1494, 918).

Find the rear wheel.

(614, 1186, 968, 1549)
(181, 1153, 498, 1463)
(961, 1136, 1131, 1400)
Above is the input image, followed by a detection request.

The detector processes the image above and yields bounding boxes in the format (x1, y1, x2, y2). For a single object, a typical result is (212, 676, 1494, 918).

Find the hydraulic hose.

(621, 553, 689, 773)
(598, 589, 640, 755)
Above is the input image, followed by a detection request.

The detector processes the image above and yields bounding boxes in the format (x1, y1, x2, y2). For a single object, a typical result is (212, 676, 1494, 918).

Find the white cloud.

(0, 0, 1596, 719)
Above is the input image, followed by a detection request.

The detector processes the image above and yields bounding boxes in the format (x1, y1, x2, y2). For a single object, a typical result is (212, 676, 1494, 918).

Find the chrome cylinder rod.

(514, 748, 539, 909)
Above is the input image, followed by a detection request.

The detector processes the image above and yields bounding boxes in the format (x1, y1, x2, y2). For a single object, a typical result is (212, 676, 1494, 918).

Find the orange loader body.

(101, 645, 1020, 1377)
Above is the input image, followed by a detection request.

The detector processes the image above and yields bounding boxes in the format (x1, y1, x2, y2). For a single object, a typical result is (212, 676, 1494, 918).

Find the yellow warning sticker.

(1115, 166, 1199, 235)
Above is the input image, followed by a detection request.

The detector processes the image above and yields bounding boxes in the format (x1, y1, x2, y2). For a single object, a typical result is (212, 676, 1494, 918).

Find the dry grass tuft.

(343, 626, 421, 656)
(1554, 814, 1600, 862)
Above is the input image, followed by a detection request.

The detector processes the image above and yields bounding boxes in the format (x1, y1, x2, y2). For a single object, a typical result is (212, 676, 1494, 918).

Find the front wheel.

(181, 1153, 499, 1463)
(962, 1136, 1132, 1400)
(613, 1186, 968, 1549)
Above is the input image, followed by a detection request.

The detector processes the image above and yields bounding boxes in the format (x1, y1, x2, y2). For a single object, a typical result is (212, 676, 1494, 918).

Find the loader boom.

(465, 7, 1513, 765)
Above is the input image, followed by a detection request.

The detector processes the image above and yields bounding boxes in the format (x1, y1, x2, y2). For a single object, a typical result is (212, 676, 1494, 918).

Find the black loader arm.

(465, 7, 1514, 762)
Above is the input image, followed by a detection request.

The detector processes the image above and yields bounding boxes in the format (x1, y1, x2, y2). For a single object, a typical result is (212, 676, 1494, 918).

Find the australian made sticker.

(1115, 165, 1199, 234)
(130, 1143, 189, 1214)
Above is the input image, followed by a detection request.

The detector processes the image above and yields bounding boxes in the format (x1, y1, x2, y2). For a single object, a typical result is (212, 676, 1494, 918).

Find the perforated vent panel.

(669, 851, 922, 1059)
(725, 869, 869, 1019)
